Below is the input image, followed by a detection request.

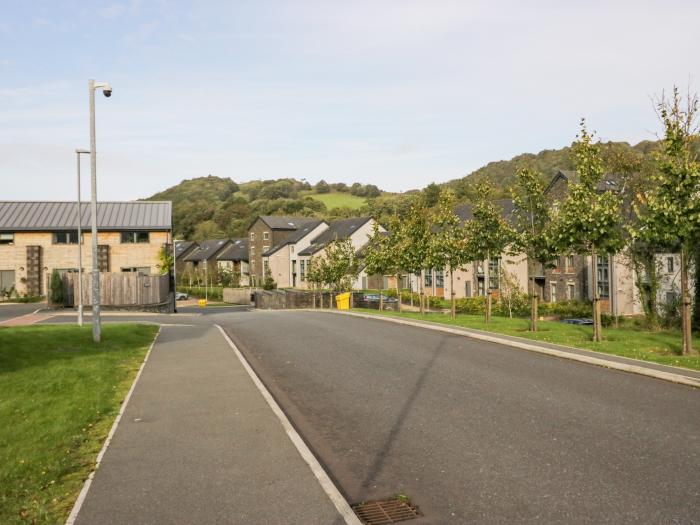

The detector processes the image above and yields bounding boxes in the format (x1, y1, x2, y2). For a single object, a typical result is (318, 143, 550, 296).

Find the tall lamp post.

(75, 148, 90, 327)
(88, 79, 112, 343)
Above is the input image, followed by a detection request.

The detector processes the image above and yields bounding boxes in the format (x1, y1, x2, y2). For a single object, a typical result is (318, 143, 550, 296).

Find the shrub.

(49, 270, 64, 306)
(455, 296, 486, 314)
(538, 300, 592, 319)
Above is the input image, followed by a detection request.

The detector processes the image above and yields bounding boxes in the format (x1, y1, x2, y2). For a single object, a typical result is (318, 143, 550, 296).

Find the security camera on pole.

(88, 79, 112, 343)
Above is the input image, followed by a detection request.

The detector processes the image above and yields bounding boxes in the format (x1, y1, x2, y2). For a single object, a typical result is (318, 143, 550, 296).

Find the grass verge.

(0, 323, 158, 524)
(352, 309, 700, 371)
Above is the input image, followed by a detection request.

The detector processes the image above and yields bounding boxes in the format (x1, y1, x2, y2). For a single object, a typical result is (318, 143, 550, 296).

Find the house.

(174, 241, 197, 276)
(247, 216, 320, 286)
(216, 238, 250, 286)
(296, 217, 381, 289)
(180, 239, 232, 284)
(0, 200, 172, 297)
(261, 220, 328, 288)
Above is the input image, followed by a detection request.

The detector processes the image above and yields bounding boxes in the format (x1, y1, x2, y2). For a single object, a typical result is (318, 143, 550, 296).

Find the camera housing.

(103, 88, 112, 97)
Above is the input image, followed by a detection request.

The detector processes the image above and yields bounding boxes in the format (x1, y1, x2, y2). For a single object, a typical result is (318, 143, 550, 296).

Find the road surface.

(219, 310, 700, 525)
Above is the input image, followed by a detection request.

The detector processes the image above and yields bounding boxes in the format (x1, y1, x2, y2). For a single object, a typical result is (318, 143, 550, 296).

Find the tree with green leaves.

(425, 189, 471, 319)
(510, 167, 559, 331)
(306, 256, 325, 308)
(395, 196, 432, 314)
(322, 238, 359, 306)
(635, 88, 700, 355)
(362, 221, 393, 310)
(50, 270, 64, 306)
(552, 120, 623, 342)
(466, 183, 513, 324)
(158, 245, 174, 275)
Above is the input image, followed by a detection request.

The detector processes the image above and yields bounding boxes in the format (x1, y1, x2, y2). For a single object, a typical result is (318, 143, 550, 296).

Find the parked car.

(362, 293, 397, 303)
(175, 292, 189, 301)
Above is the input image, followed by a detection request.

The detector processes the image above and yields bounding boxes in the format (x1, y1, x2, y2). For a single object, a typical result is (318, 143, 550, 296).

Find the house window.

(290, 245, 294, 253)
(300, 260, 306, 281)
(121, 231, 149, 244)
(121, 267, 151, 276)
(53, 231, 80, 244)
(263, 231, 269, 241)
(477, 278, 485, 296)
(263, 245, 270, 252)
(550, 282, 558, 303)
(424, 271, 433, 287)
(567, 283, 575, 300)
(250, 232, 255, 241)
(263, 259, 269, 274)
(566, 255, 574, 272)
(435, 270, 444, 288)
(552, 257, 559, 270)
(667, 257, 675, 273)
(596, 255, 609, 298)
(489, 258, 500, 289)
(465, 281, 471, 297)
(0, 233, 14, 245)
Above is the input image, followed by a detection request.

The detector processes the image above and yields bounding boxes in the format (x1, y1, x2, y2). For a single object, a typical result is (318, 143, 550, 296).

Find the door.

(0, 270, 15, 297)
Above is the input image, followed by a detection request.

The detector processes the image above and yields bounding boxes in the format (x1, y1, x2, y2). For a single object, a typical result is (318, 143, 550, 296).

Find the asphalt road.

(220, 310, 700, 525)
(0, 301, 43, 323)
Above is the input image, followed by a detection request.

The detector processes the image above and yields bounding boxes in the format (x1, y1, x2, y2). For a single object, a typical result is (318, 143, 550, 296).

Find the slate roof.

(262, 220, 326, 257)
(257, 215, 318, 230)
(175, 241, 195, 258)
(544, 170, 624, 194)
(183, 239, 231, 262)
(454, 199, 516, 224)
(298, 217, 372, 256)
(217, 238, 249, 262)
(0, 201, 172, 231)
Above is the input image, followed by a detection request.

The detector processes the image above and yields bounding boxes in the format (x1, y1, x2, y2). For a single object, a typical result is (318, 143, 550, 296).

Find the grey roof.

(545, 170, 624, 194)
(175, 241, 195, 257)
(257, 215, 318, 230)
(0, 201, 171, 231)
(262, 220, 326, 256)
(183, 239, 231, 261)
(217, 238, 249, 262)
(298, 217, 372, 256)
(454, 199, 516, 224)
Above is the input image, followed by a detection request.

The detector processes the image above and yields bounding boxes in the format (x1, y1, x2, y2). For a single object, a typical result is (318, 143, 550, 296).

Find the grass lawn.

(304, 191, 367, 209)
(353, 309, 700, 371)
(0, 323, 158, 524)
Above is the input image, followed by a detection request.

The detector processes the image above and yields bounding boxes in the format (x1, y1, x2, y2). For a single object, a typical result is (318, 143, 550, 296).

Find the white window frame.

(550, 282, 557, 303)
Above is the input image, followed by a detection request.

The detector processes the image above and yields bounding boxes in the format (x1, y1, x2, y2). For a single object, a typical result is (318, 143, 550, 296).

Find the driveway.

(218, 310, 700, 525)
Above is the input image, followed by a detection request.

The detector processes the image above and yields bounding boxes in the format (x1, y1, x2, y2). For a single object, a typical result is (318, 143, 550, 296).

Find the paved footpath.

(72, 324, 347, 525)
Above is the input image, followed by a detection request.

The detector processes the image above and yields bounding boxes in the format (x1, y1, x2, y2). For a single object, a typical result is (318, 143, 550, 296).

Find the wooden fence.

(63, 273, 170, 307)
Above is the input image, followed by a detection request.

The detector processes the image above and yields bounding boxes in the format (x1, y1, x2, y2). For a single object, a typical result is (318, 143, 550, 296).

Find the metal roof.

(217, 238, 249, 262)
(0, 201, 171, 231)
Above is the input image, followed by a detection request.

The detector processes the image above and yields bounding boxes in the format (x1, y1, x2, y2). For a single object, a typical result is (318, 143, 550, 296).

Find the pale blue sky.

(1, 0, 698, 200)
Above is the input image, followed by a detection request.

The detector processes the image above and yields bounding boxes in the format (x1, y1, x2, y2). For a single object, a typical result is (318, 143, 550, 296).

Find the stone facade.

(248, 219, 299, 285)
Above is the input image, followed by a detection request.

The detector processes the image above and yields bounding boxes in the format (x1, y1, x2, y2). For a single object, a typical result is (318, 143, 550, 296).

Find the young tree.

(552, 120, 623, 342)
(50, 269, 64, 306)
(510, 167, 559, 331)
(466, 183, 513, 324)
(395, 197, 432, 314)
(425, 189, 471, 319)
(262, 267, 277, 290)
(636, 87, 700, 354)
(362, 221, 393, 310)
(306, 256, 325, 308)
(322, 238, 359, 306)
(498, 265, 525, 319)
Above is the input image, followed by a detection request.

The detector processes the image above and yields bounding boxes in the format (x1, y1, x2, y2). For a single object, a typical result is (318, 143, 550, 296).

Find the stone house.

(216, 238, 251, 286)
(180, 239, 231, 285)
(0, 201, 172, 297)
(262, 220, 328, 288)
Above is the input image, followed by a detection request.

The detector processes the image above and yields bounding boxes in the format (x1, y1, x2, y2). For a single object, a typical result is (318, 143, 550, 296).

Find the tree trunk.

(379, 276, 384, 311)
(312, 285, 316, 309)
(680, 247, 695, 355)
(396, 274, 402, 313)
(591, 247, 602, 342)
(531, 292, 538, 332)
(484, 255, 491, 324)
(450, 269, 456, 319)
(419, 269, 425, 315)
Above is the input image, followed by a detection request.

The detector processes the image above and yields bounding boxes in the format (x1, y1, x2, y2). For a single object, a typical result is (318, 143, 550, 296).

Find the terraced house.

(0, 201, 172, 298)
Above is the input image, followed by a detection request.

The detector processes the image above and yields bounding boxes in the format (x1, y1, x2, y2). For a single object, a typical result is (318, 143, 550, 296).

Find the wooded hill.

(144, 139, 680, 240)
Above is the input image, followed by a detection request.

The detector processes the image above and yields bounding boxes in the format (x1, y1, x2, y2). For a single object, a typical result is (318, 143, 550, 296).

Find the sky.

(1, 0, 699, 201)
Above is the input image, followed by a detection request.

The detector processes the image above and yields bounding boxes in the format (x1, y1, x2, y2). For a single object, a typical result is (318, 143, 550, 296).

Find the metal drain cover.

(351, 497, 421, 524)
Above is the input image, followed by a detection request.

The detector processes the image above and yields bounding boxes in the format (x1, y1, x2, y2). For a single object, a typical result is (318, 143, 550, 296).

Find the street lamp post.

(88, 79, 112, 343)
(75, 148, 90, 327)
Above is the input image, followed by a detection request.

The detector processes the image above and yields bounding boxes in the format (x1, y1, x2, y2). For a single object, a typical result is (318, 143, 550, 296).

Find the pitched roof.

(262, 220, 326, 256)
(175, 241, 196, 258)
(298, 217, 372, 256)
(544, 170, 624, 194)
(256, 215, 318, 230)
(217, 238, 249, 262)
(0, 201, 171, 231)
(183, 239, 231, 261)
(454, 199, 516, 224)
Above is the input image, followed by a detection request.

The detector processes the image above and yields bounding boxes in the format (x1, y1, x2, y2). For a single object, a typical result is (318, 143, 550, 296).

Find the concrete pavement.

(219, 310, 700, 525)
(0, 301, 44, 324)
(71, 323, 348, 525)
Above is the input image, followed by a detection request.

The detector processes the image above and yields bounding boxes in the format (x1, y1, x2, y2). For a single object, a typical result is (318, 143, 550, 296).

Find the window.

(121, 231, 149, 244)
(566, 255, 574, 272)
(489, 258, 500, 289)
(550, 282, 558, 303)
(424, 271, 432, 287)
(53, 231, 81, 244)
(552, 257, 560, 270)
(435, 270, 444, 288)
(121, 267, 150, 276)
(567, 283, 575, 300)
(596, 255, 609, 298)
(290, 245, 294, 253)
(0, 270, 16, 291)
(263, 245, 270, 252)
(477, 278, 485, 296)
(300, 260, 306, 281)
(465, 281, 471, 297)
(263, 231, 269, 241)
(263, 259, 269, 274)
(250, 232, 255, 241)
(667, 257, 675, 273)
(0, 233, 14, 245)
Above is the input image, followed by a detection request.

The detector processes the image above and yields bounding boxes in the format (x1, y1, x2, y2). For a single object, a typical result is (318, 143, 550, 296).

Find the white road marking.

(215, 324, 363, 525)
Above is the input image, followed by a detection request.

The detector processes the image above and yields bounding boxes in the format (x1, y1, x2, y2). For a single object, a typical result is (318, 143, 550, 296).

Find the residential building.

(180, 239, 232, 285)
(247, 216, 319, 285)
(174, 241, 197, 276)
(262, 220, 328, 288)
(216, 238, 251, 286)
(0, 201, 172, 297)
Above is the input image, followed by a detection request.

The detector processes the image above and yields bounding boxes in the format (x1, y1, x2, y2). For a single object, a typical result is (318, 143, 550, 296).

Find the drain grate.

(351, 497, 421, 524)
